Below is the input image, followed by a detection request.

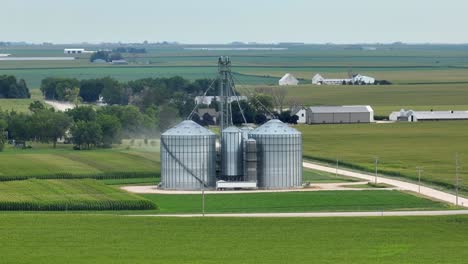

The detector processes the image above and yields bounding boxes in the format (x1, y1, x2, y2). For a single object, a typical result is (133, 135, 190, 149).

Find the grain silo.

(249, 119, 302, 189)
(221, 126, 243, 180)
(160, 120, 217, 190)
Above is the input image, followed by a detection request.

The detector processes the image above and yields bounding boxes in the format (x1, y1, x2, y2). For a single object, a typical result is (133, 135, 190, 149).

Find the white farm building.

(291, 106, 307, 124)
(194, 96, 248, 105)
(306, 106, 374, 124)
(64, 48, 94, 54)
(279, 73, 299, 86)
(312, 73, 375, 85)
(389, 109, 468, 122)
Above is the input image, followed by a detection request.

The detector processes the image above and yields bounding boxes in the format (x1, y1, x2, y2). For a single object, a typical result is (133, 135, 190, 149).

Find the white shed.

(279, 73, 299, 86)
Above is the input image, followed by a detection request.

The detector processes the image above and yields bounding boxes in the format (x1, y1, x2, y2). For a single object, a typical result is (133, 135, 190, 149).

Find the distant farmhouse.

(390, 109, 468, 122)
(293, 105, 374, 124)
(312, 73, 375, 85)
(194, 96, 248, 105)
(279, 73, 299, 86)
(64, 48, 94, 54)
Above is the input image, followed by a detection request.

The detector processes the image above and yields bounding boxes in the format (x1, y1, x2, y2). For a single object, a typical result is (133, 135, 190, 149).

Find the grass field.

(303, 168, 358, 183)
(298, 122, 468, 193)
(241, 83, 468, 116)
(0, 179, 155, 210)
(0, 89, 44, 113)
(141, 190, 451, 214)
(0, 214, 467, 263)
(0, 146, 160, 181)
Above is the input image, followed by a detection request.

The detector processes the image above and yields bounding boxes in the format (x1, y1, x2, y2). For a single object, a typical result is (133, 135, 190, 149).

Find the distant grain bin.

(160, 120, 217, 190)
(221, 126, 244, 180)
(249, 120, 302, 189)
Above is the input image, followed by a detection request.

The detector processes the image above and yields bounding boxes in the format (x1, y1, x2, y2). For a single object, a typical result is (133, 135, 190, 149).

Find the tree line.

(0, 101, 163, 151)
(0, 75, 30, 99)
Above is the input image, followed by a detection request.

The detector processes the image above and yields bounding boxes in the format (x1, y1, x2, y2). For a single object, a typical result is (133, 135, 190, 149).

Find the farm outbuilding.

(291, 106, 307, 124)
(306, 106, 374, 124)
(312, 73, 375, 85)
(279, 73, 299, 86)
(389, 109, 468, 122)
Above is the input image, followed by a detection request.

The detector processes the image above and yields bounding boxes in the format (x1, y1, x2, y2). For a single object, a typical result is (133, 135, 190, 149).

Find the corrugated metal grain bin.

(249, 120, 302, 189)
(221, 126, 243, 179)
(160, 120, 217, 190)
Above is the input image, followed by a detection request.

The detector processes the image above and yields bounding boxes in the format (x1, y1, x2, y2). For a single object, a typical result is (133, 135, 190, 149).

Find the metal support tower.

(218, 56, 234, 132)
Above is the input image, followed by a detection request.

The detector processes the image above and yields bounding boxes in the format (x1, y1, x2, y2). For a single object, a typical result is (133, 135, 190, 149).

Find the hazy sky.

(2, 0, 467, 44)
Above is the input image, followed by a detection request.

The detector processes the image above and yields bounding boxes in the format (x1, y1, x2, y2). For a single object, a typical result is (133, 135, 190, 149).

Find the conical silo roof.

(162, 120, 215, 136)
(251, 119, 301, 135)
(222, 126, 242, 133)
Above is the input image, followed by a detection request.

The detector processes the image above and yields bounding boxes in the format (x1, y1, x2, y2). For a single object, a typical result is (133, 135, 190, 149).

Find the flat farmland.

(0, 214, 467, 263)
(0, 147, 160, 180)
(0, 179, 155, 210)
(298, 122, 468, 193)
(142, 190, 451, 214)
(242, 83, 468, 116)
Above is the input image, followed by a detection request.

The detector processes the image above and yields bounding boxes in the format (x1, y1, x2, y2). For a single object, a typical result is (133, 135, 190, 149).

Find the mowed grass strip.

(298, 122, 468, 193)
(0, 179, 155, 210)
(142, 190, 450, 214)
(1, 215, 468, 263)
(303, 168, 358, 183)
(0, 149, 160, 180)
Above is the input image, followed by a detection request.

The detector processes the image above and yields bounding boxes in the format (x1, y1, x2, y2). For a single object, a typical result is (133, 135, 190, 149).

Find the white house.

(312, 73, 375, 85)
(279, 73, 299, 86)
(292, 107, 307, 124)
(353, 74, 375, 84)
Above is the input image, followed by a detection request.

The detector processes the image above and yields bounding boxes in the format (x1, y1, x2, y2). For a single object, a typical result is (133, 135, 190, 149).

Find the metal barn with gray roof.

(306, 105, 374, 124)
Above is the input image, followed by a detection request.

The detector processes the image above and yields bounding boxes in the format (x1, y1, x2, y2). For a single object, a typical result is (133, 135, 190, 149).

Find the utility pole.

(374, 157, 379, 184)
(416, 167, 423, 194)
(455, 153, 460, 206)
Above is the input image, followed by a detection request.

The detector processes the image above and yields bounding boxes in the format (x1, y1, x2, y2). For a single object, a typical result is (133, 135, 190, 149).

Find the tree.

(255, 87, 288, 113)
(7, 112, 31, 142)
(202, 113, 215, 126)
(0, 114, 6, 152)
(71, 121, 103, 150)
(158, 104, 179, 132)
(0, 75, 30, 99)
(97, 114, 121, 148)
(79, 78, 119, 102)
(66, 106, 96, 122)
(101, 80, 129, 105)
(89, 51, 110, 62)
(31, 110, 72, 148)
(40, 77, 80, 101)
(28, 101, 46, 113)
(251, 94, 274, 114)
(64, 87, 82, 105)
